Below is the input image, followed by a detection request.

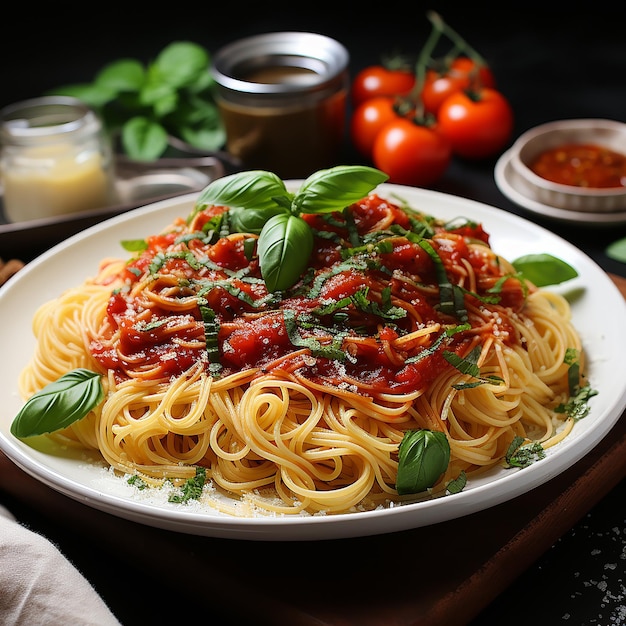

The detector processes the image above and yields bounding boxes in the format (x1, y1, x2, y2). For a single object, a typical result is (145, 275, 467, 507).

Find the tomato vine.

(350, 11, 514, 183)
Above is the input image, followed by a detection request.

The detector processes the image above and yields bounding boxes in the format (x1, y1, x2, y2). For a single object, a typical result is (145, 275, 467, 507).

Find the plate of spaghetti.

(1, 166, 625, 541)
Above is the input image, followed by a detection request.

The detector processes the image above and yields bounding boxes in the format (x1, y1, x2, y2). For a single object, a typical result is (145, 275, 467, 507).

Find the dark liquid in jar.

(217, 65, 347, 179)
(240, 65, 318, 84)
(529, 143, 626, 188)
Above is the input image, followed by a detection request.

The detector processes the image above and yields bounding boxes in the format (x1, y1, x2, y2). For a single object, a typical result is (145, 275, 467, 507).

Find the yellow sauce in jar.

(1, 96, 116, 223)
(3, 143, 115, 221)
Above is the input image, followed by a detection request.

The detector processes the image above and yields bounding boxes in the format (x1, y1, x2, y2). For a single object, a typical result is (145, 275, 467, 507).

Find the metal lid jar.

(0, 96, 116, 222)
(211, 32, 349, 179)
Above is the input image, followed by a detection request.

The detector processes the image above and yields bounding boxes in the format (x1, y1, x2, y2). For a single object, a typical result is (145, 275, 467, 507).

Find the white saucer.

(494, 148, 626, 226)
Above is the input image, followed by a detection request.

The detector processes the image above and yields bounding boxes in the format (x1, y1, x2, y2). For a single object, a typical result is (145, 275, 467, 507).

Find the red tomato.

(422, 71, 469, 117)
(350, 96, 401, 158)
(372, 119, 451, 187)
(450, 57, 495, 88)
(422, 57, 496, 116)
(437, 88, 514, 160)
(351, 65, 416, 108)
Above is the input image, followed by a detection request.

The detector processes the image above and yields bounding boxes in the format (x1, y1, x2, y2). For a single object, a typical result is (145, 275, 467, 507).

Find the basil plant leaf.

(192, 170, 290, 218)
(121, 116, 169, 161)
(512, 253, 578, 287)
(292, 165, 389, 215)
(153, 41, 210, 89)
(95, 59, 146, 96)
(396, 429, 451, 495)
(257, 214, 314, 292)
(179, 123, 226, 154)
(11, 369, 104, 438)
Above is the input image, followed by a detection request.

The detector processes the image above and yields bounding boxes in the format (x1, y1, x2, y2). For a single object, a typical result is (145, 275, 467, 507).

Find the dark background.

(4, 4, 625, 131)
(2, 4, 626, 625)
(3, 4, 626, 273)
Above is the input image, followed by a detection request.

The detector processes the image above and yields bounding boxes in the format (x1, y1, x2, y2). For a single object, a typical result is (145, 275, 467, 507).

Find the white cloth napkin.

(0, 504, 121, 625)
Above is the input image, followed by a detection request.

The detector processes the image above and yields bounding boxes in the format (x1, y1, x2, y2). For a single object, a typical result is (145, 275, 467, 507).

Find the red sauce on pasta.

(529, 143, 626, 188)
(91, 194, 529, 398)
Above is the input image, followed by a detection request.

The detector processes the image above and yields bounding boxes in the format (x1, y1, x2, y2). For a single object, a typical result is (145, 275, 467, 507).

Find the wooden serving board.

(1, 275, 625, 626)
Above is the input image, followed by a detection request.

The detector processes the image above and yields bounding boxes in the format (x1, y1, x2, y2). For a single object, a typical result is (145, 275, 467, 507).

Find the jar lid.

(211, 32, 349, 98)
(0, 96, 100, 145)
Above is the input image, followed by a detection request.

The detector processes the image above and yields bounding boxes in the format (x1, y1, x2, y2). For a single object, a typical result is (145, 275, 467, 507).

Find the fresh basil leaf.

(605, 237, 626, 263)
(512, 253, 578, 287)
(292, 165, 388, 215)
(121, 239, 148, 252)
(396, 429, 450, 495)
(229, 205, 290, 235)
(192, 170, 289, 218)
(257, 214, 313, 292)
(11, 369, 104, 438)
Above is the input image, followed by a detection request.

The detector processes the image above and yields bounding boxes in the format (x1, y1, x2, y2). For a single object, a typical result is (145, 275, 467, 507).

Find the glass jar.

(0, 96, 117, 222)
(211, 32, 349, 179)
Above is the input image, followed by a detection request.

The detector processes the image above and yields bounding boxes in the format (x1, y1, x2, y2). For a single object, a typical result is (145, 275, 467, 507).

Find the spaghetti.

(18, 190, 585, 515)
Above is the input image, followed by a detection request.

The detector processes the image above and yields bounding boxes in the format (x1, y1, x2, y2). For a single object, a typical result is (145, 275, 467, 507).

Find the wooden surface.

(1, 274, 625, 626)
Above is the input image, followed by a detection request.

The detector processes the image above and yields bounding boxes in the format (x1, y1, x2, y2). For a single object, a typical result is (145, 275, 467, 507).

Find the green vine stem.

(394, 11, 490, 123)
(426, 10, 489, 69)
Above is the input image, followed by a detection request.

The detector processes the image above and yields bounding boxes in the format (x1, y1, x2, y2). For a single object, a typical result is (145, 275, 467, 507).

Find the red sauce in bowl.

(529, 143, 626, 188)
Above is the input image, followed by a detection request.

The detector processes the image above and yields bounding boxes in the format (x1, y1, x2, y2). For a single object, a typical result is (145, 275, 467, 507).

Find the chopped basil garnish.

(199, 303, 222, 376)
(443, 345, 504, 390)
(418, 239, 468, 321)
(505, 435, 546, 468)
(554, 348, 598, 420)
(168, 466, 207, 503)
(446, 470, 467, 494)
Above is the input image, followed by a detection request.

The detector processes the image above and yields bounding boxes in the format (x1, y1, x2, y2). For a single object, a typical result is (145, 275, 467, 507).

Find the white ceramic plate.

(495, 148, 626, 226)
(1, 185, 626, 541)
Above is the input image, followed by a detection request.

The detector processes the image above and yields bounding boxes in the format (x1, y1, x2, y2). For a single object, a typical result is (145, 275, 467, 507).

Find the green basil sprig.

(396, 429, 451, 495)
(192, 165, 388, 292)
(11, 369, 103, 438)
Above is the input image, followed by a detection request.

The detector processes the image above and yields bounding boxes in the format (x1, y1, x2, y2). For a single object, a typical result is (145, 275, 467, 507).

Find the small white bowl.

(508, 119, 626, 212)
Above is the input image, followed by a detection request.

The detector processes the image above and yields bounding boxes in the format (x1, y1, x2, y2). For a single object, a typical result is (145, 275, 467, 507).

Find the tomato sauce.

(529, 143, 626, 188)
(92, 194, 527, 397)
